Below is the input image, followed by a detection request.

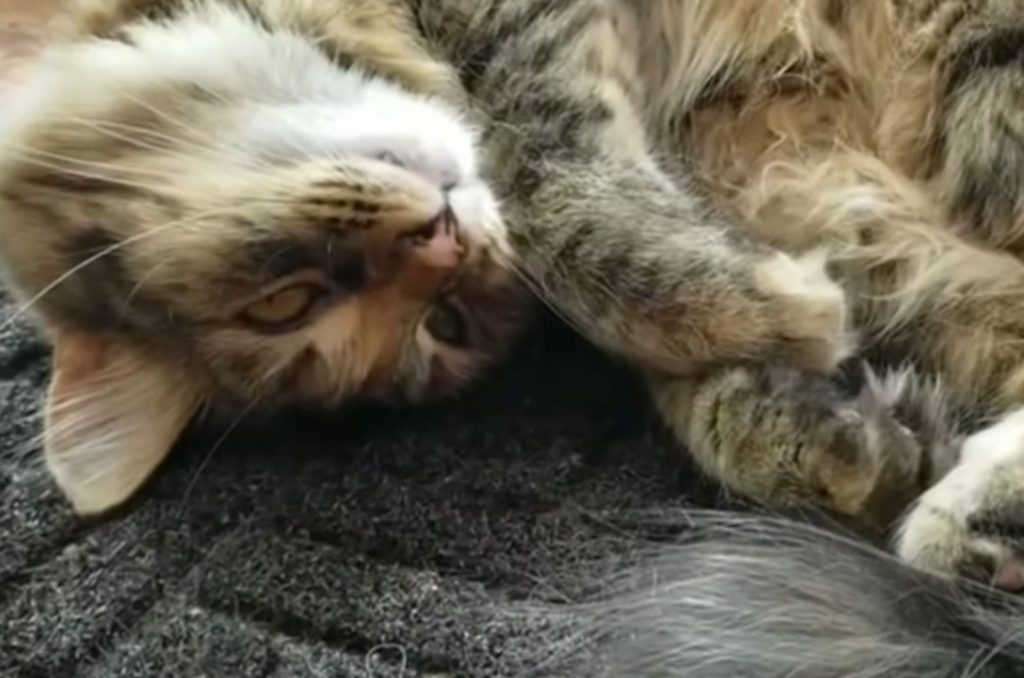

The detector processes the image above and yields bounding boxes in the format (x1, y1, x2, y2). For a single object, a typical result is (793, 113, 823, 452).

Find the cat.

(0, 0, 853, 514)
(2, 1, 1024, 674)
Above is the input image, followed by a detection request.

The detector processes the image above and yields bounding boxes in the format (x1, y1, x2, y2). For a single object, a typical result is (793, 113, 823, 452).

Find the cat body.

(4, 1, 1024, 674)
(0, 0, 855, 514)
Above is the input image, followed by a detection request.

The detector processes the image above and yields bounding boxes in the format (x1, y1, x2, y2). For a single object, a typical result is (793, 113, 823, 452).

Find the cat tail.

(532, 511, 1024, 678)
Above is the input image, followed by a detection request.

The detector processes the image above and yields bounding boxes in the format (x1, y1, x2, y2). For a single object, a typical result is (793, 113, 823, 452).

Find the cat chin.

(234, 96, 480, 190)
(10, 1, 482, 188)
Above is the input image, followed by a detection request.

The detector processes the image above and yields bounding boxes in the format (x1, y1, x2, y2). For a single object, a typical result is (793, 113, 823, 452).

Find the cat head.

(0, 4, 532, 515)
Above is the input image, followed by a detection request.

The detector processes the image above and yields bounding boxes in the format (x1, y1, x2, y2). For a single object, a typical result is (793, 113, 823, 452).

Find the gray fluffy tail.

(530, 512, 1024, 678)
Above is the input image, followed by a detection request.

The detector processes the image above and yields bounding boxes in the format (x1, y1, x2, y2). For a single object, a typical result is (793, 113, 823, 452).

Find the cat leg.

(923, 2, 1024, 256)
(495, 156, 853, 376)
(647, 365, 959, 534)
(458, 2, 852, 376)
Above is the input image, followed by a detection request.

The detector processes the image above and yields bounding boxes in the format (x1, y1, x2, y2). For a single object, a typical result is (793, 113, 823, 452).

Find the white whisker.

(178, 395, 259, 510)
(0, 205, 253, 333)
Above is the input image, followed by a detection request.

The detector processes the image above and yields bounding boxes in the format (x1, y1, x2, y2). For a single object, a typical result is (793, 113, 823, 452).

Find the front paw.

(896, 409, 1024, 590)
(897, 502, 1024, 590)
(753, 249, 855, 373)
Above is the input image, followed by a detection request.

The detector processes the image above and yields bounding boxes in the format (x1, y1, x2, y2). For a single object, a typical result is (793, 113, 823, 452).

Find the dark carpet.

(0, 289, 712, 677)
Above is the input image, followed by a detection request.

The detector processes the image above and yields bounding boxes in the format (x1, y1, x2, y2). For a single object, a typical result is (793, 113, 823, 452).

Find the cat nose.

(405, 206, 464, 272)
(391, 206, 466, 301)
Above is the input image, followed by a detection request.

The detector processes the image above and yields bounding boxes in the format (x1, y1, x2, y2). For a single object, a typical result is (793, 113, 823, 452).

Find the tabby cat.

(4, 1, 1024, 673)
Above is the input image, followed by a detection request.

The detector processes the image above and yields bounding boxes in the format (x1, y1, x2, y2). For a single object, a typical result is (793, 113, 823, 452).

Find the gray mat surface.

(0, 288, 708, 677)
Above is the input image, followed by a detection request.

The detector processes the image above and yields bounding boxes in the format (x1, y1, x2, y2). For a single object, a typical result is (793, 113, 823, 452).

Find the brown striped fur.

(4, 0, 1024, 582)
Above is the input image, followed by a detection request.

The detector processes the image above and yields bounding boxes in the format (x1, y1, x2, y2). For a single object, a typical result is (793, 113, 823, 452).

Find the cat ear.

(44, 331, 201, 516)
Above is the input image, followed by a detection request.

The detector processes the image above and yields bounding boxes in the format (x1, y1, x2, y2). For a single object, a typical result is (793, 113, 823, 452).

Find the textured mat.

(0, 281, 712, 676)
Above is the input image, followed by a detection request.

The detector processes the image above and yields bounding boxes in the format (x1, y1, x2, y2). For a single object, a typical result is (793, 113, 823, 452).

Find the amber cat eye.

(240, 282, 327, 329)
(425, 299, 469, 347)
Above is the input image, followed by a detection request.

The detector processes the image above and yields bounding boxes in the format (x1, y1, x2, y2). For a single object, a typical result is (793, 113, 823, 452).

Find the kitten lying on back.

(0, 0, 848, 516)
(5, 4, 1024, 673)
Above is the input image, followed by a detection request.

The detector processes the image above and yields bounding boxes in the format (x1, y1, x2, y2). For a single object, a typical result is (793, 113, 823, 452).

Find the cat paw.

(896, 409, 1024, 590)
(753, 249, 854, 374)
(897, 503, 1024, 589)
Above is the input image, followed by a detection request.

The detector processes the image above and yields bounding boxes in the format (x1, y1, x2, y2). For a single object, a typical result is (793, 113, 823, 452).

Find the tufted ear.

(44, 332, 200, 516)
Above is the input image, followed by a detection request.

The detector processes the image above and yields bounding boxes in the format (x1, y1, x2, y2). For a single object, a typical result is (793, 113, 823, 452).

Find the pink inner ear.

(44, 331, 202, 516)
(51, 331, 113, 388)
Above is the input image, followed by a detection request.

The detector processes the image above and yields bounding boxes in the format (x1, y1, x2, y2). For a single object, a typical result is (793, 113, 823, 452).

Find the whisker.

(84, 115, 282, 172)
(121, 92, 228, 148)
(177, 395, 259, 511)
(120, 92, 296, 166)
(489, 246, 593, 340)
(0, 205, 251, 333)
(0, 146, 178, 189)
(119, 259, 172, 321)
(3, 107, 277, 180)
(55, 117, 222, 163)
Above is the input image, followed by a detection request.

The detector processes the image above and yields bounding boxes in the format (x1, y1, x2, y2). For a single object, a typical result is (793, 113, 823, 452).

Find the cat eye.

(240, 282, 327, 329)
(425, 299, 469, 347)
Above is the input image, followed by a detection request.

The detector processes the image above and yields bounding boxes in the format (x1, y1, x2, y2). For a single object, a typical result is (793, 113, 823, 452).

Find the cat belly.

(644, 0, 913, 252)
(688, 95, 877, 250)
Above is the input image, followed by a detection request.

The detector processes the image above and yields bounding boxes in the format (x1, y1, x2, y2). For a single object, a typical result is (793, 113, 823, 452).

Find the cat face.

(0, 5, 531, 515)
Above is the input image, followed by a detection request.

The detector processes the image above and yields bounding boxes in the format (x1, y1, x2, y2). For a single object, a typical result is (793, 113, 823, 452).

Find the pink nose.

(410, 207, 464, 272)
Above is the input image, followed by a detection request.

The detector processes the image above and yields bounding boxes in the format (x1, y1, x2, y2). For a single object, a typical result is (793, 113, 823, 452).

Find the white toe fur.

(897, 408, 1024, 581)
